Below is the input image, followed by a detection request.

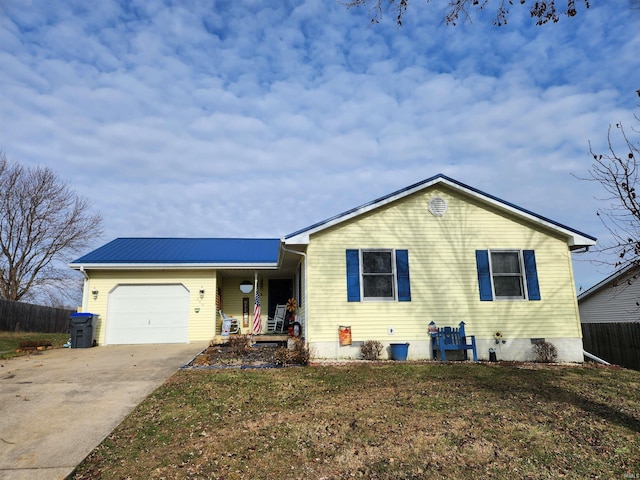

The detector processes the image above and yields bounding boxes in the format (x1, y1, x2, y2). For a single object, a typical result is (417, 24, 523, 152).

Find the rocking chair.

(267, 304, 287, 333)
(219, 310, 240, 336)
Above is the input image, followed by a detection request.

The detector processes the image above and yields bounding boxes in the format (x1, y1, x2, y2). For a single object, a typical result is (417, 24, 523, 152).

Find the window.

(362, 250, 395, 299)
(490, 251, 525, 299)
(475, 249, 541, 301)
(346, 249, 411, 302)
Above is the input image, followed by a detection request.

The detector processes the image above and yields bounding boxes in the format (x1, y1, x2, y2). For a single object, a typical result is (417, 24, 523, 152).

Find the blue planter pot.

(390, 343, 410, 361)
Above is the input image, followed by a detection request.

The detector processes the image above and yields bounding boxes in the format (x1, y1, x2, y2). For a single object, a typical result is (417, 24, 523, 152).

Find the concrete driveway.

(0, 343, 206, 480)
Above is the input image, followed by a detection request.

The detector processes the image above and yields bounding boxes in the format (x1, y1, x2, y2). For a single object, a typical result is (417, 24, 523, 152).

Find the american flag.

(253, 288, 262, 334)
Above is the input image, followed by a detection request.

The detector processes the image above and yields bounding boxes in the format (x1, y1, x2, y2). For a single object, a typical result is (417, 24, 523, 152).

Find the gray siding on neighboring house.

(578, 266, 640, 323)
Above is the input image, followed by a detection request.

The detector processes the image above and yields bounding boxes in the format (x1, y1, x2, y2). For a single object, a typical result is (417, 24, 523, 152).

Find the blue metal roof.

(71, 238, 281, 265)
(285, 173, 597, 242)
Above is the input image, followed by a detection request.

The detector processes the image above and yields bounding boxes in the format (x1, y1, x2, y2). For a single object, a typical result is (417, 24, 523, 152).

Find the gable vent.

(428, 197, 448, 216)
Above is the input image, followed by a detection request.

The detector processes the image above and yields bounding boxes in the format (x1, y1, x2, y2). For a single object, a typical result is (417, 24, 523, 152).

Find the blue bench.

(429, 321, 478, 362)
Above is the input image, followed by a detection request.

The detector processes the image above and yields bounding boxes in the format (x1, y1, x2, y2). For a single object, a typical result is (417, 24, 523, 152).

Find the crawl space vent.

(428, 197, 448, 216)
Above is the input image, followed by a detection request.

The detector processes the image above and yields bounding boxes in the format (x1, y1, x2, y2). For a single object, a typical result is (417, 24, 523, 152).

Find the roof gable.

(71, 238, 281, 268)
(577, 264, 639, 302)
(284, 173, 596, 249)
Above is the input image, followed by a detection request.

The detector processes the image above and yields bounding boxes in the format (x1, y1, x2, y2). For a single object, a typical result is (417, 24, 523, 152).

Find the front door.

(268, 279, 292, 319)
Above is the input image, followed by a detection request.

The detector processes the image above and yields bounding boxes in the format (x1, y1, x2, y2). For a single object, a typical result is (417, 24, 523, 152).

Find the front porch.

(214, 260, 304, 338)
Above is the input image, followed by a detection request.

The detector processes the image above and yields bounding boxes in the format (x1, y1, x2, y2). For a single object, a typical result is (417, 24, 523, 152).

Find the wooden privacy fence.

(0, 299, 73, 333)
(582, 322, 640, 371)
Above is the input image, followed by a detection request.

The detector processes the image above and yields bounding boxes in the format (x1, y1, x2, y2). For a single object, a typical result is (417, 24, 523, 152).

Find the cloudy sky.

(1, 0, 639, 292)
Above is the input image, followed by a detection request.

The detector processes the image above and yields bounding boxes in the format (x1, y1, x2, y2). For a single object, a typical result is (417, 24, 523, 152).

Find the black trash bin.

(69, 313, 96, 348)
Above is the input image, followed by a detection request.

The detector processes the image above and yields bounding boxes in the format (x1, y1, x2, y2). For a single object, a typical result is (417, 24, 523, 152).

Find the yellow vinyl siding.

(218, 278, 267, 335)
(306, 185, 581, 343)
(83, 269, 217, 344)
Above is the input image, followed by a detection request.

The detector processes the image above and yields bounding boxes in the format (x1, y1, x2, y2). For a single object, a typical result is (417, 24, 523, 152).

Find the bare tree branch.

(583, 112, 640, 272)
(341, 0, 590, 27)
(0, 153, 103, 301)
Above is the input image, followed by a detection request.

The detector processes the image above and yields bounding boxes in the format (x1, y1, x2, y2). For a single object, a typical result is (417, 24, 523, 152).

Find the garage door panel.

(106, 284, 189, 345)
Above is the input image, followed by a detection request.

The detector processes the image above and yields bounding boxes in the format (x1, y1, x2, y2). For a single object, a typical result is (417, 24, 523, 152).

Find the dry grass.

(0, 331, 69, 359)
(72, 362, 640, 479)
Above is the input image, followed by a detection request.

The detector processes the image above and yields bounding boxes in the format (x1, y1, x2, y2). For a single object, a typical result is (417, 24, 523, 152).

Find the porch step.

(210, 333, 289, 346)
(253, 334, 289, 344)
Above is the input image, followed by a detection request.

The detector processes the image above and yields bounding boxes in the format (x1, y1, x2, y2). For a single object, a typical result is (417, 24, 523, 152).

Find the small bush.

(275, 338, 310, 365)
(227, 335, 249, 355)
(532, 341, 558, 363)
(360, 340, 383, 360)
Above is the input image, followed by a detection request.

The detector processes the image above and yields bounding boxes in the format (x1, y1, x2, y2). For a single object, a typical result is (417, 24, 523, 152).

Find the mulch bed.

(187, 343, 281, 368)
(185, 342, 619, 370)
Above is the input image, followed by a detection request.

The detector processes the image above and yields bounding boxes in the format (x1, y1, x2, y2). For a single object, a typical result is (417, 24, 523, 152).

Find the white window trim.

(489, 249, 528, 301)
(360, 249, 397, 302)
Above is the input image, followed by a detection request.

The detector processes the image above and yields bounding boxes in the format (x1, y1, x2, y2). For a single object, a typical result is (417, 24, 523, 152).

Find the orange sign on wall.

(339, 326, 352, 346)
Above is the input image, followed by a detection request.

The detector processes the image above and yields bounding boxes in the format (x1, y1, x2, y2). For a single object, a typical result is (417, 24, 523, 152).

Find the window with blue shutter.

(476, 249, 541, 301)
(346, 249, 411, 302)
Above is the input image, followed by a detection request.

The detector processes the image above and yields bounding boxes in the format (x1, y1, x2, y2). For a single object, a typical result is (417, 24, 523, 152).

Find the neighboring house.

(578, 264, 640, 323)
(70, 174, 596, 362)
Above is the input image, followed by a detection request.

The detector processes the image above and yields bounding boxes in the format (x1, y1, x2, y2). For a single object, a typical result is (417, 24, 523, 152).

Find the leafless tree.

(0, 153, 103, 302)
(342, 0, 590, 27)
(586, 98, 640, 272)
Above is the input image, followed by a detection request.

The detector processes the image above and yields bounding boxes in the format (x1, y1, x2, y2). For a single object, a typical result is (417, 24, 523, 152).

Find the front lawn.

(72, 362, 640, 480)
(0, 331, 69, 359)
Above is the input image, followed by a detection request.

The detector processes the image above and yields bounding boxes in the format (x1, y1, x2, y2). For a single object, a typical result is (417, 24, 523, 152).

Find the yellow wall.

(305, 185, 581, 344)
(218, 278, 268, 334)
(83, 269, 217, 344)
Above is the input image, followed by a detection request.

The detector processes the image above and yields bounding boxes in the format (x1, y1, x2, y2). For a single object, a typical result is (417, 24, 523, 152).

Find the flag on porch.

(253, 289, 262, 334)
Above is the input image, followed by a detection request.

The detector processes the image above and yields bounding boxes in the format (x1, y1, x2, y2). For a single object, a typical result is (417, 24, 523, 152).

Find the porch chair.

(219, 310, 240, 335)
(267, 304, 287, 333)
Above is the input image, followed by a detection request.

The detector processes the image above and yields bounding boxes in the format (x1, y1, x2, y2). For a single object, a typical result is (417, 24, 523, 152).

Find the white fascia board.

(283, 176, 596, 248)
(284, 180, 438, 245)
(437, 178, 597, 249)
(69, 263, 279, 270)
(283, 233, 309, 245)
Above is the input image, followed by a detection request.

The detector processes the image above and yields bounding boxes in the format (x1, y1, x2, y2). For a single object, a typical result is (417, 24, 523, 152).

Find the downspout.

(281, 246, 308, 346)
(583, 350, 611, 365)
(79, 266, 89, 312)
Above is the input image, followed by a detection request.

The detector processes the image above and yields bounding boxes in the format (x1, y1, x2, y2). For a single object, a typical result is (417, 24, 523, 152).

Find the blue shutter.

(346, 249, 361, 302)
(475, 250, 493, 301)
(523, 250, 541, 301)
(396, 250, 411, 302)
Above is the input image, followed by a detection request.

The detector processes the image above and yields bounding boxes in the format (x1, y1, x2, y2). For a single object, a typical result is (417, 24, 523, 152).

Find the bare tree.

(586, 103, 640, 271)
(343, 0, 590, 27)
(0, 153, 103, 302)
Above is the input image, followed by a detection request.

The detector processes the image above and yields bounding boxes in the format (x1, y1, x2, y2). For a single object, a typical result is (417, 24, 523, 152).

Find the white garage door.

(106, 284, 189, 344)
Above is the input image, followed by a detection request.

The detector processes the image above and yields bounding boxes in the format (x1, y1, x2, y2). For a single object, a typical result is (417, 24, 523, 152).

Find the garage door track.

(0, 343, 206, 480)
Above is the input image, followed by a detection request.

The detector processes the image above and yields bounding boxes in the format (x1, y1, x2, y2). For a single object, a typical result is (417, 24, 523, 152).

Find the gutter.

(583, 350, 611, 365)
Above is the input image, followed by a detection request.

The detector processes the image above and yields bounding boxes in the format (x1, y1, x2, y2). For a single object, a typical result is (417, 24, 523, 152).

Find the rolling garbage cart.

(69, 313, 96, 348)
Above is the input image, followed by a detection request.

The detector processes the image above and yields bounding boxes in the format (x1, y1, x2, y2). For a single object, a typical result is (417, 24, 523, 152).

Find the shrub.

(274, 338, 310, 365)
(360, 340, 383, 360)
(227, 335, 249, 355)
(532, 341, 558, 363)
